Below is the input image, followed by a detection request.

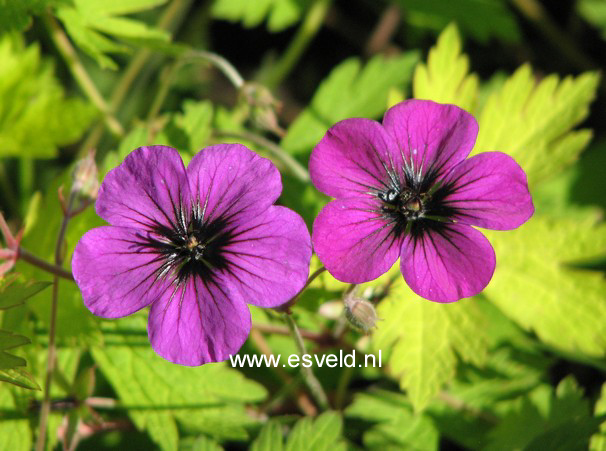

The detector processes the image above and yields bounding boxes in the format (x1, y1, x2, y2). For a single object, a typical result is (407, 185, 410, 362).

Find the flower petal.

(383, 99, 478, 179)
(147, 275, 251, 365)
(312, 198, 401, 283)
(97, 146, 191, 232)
(441, 152, 534, 230)
(309, 118, 402, 199)
(219, 206, 312, 308)
(187, 144, 281, 223)
(72, 226, 173, 318)
(400, 223, 495, 302)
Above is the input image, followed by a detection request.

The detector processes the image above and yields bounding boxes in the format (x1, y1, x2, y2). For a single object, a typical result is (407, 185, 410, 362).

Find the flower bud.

(239, 82, 283, 135)
(344, 294, 378, 332)
(71, 150, 99, 201)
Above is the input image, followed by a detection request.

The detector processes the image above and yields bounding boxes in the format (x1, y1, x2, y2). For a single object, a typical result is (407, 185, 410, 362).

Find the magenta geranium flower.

(310, 99, 534, 302)
(72, 144, 311, 365)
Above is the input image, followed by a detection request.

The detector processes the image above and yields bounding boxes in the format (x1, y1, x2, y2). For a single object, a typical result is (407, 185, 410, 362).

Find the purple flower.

(310, 99, 534, 302)
(72, 145, 312, 365)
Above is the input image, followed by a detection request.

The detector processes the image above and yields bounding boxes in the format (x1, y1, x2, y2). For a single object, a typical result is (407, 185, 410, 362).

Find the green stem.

(216, 130, 309, 182)
(265, 0, 332, 88)
(185, 50, 245, 89)
(35, 192, 76, 451)
(44, 15, 124, 137)
(146, 61, 182, 125)
(283, 313, 330, 410)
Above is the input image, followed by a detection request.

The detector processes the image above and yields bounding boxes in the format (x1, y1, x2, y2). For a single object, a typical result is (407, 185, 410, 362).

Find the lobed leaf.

(413, 23, 478, 111)
(473, 65, 599, 184)
(251, 412, 346, 451)
(373, 281, 489, 411)
(56, 0, 170, 69)
(92, 316, 267, 450)
(346, 390, 439, 450)
(0, 35, 96, 158)
(484, 215, 606, 358)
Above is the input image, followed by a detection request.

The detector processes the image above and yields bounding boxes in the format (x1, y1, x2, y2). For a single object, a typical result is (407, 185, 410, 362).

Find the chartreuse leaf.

(372, 281, 489, 411)
(251, 412, 346, 451)
(0, 388, 31, 451)
(411, 25, 605, 360)
(0, 35, 96, 158)
(591, 383, 606, 451)
(211, 0, 309, 32)
(56, 0, 170, 69)
(413, 24, 478, 112)
(281, 52, 419, 155)
(483, 215, 606, 357)
(92, 316, 266, 450)
(486, 377, 600, 450)
(579, 0, 606, 39)
(346, 390, 439, 450)
(394, 1, 520, 43)
(179, 435, 224, 451)
(473, 65, 599, 184)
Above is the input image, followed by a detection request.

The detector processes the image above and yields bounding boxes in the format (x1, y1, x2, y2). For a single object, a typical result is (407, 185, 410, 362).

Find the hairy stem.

(35, 192, 76, 451)
(265, 0, 332, 88)
(44, 15, 124, 137)
(215, 130, 309, 182)
(284, 313, 330, 410)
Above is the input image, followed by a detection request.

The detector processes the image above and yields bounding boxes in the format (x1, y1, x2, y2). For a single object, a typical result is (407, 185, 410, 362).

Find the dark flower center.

(376, 165, 458, 239)
(139, 209, 232, 285)
(379, 187, 426, 221)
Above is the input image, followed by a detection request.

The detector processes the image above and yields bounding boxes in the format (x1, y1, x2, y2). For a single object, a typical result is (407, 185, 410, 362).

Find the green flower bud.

(344, 294, 378, 332)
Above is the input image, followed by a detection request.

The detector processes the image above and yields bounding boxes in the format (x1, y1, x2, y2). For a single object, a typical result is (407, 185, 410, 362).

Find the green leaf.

(0, 330, 29, 370)
(211, 0, 309, 32)
(0, 281, 52, 310)
(179, 435, 224, 451)
(281, 52, 419, 155)
(395, 1, 520, 43)
(483, 215, 606, 357)
(0, 0, 67, 33)
(167, 100, 214, 152)
(579, 0, 606, 40)
(250, 420, 284, 451)
(92, 316, 266, 450)
(346, 390, 439, 450)
(0, 388, 32, 451)
(487, 377, 600, 450)
(56, 0, 170, 69)
(0, 367, 40, 390)
(251, 412, 346, 451)
(412, 23, 479, 111)
(473, 65, 599, 184)
(0, 35, 97, 158)
(373, 282, 489, 411)
(590, 383, 606, 451)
